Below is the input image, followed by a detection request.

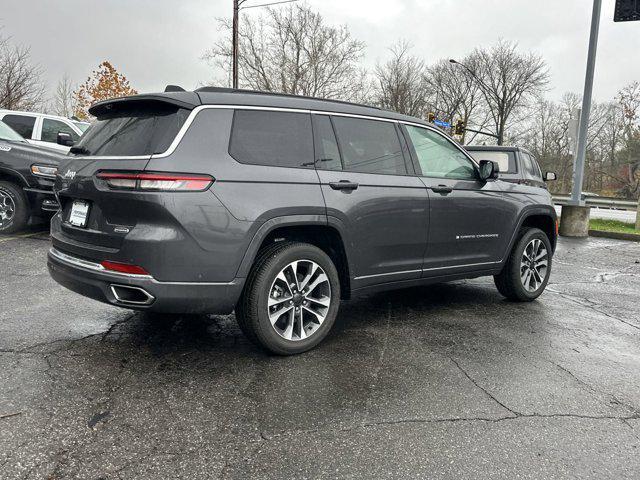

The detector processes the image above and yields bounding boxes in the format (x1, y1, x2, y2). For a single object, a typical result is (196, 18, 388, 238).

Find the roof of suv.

(464, 145, 519, 152)
(89, 87, 431, 127)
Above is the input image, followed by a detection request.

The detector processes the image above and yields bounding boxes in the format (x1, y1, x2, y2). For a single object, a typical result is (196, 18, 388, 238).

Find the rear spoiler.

(89, 93, 201, 118)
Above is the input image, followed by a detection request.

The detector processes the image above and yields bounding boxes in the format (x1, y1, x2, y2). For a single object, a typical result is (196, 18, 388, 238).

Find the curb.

(589, 229, 640, 242)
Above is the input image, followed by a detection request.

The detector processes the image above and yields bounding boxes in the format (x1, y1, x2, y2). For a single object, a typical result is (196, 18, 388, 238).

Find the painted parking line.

(0, 231, 49, 243)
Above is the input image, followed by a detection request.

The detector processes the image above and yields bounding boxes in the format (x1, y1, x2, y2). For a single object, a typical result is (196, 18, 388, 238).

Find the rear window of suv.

(229, 110, 314, 168)
(72, 103, 190, 156)
(468, 150, 516, 174)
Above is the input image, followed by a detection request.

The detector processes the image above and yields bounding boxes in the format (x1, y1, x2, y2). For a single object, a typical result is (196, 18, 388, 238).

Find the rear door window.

(42, 118, 80, 143)
(72, 103, 190, 156)
(331, 116, 407, 175)
(229, 110, 314, 168)
(3, 114, 36, 139)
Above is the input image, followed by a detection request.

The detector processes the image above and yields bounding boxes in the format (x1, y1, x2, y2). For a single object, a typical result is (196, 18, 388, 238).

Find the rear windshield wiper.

(69, 146, 91, 155)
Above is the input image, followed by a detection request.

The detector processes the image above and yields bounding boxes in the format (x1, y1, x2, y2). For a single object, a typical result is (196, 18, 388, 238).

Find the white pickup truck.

(0, 110, 89, 153)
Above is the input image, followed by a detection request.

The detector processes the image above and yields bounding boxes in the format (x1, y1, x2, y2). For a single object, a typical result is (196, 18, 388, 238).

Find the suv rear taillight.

(96, 172, 214, 192)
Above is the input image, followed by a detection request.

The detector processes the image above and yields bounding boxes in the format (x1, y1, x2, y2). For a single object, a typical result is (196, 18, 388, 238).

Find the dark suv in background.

(48, 88, 557, 355)
(465, 145, 556, 189)
(0, 120, 63, 233)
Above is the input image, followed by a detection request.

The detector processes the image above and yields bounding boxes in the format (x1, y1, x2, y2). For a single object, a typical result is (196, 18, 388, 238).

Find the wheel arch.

(0, 167, 29, 188)
(505, 206, 558, 259)
(237, 215, 353, 299)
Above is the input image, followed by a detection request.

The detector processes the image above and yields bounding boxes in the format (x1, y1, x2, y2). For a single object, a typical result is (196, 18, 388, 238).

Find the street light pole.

(570, 0, 602, 205)
(449, 58, 499, 144)
(232, 0, 239, 89)
(231, 0, 299, 90)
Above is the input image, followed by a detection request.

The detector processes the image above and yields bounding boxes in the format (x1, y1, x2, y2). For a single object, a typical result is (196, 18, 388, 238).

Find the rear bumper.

(47, 247, 244, 314)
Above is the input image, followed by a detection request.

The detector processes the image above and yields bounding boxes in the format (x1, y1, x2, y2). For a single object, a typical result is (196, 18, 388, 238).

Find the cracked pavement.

(1, 231, 640, 479)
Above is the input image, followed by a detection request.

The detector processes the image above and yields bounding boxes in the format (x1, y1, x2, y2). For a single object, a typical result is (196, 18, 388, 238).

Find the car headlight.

(31, 165, 58, 179)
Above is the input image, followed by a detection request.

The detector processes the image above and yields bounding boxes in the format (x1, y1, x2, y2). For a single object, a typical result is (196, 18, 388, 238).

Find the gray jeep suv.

(48, 87, 557, 355)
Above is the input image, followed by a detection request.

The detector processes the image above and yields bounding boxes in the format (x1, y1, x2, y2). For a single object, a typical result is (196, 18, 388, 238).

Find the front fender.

(501, 205, 558, 262)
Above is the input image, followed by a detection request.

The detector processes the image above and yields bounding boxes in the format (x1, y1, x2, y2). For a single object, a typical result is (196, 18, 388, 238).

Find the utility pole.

(559, 0, 602, 238)
(231, 0, 299, 90)
(232, 0, 239, 89)
(570, 0, 602, 205)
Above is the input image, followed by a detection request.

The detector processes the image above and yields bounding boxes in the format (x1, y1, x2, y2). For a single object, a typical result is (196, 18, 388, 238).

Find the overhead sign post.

(614, 0, 640, 22)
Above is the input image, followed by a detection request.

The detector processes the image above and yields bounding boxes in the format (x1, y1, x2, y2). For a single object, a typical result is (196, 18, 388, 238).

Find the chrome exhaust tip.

(109, 284, 155, 306)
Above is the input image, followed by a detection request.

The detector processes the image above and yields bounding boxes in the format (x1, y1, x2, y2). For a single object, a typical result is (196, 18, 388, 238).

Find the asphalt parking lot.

(1, 231, 640, 479)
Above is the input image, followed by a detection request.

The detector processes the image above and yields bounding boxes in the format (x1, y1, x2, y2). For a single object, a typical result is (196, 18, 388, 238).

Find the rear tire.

(0, 181, 29, 234)
(236, 241, 341, 355)
(494, 227, 552, 302)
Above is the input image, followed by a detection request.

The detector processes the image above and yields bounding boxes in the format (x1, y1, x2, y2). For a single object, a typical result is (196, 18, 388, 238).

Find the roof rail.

(194, 86, 380, 110)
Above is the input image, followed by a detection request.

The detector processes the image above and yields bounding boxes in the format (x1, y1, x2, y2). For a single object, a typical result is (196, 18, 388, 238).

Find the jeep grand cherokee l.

(48, 87, 557, 355)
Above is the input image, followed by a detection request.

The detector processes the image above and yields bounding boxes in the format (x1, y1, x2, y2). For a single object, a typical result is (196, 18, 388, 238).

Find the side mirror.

(56, 132, 74, 147)
(544, 171, 557, 181)
(479, 160, 499, 181)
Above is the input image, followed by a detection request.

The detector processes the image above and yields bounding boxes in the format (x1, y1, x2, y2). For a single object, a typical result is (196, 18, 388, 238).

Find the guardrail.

(552, 195, 638, 211)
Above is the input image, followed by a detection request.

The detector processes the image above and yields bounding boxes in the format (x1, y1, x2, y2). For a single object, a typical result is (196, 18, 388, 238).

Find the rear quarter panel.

(144, 108, 326, 280)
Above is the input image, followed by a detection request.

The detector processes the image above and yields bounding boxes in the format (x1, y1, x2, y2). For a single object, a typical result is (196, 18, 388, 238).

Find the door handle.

(329, 181, 359, 191)
(430, 185, 453, 194)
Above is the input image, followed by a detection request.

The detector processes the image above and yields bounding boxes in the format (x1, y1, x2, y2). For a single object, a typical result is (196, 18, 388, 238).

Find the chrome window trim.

(153, 104, 433, 160)
(71, 103, 477, 171)
(67, 155, 153, 161)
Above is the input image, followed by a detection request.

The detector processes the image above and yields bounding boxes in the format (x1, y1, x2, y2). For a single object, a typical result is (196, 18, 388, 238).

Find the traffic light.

(454, 119, 465, 135)
(614, 0, 640, 22)
(427, 112, 435, 123)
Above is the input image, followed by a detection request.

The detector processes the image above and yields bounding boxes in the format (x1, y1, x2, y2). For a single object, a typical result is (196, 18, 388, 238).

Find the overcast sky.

(1, 0, 638, 103)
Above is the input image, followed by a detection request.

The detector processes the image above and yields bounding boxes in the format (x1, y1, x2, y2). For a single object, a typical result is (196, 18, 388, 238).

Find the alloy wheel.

(0, 189, 15, 228)
(520, 238, 548, 292)
(267, 259, 331, 341)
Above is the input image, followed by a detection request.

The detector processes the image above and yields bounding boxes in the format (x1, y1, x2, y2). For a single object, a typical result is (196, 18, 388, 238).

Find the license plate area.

(68, 200, 90, 228)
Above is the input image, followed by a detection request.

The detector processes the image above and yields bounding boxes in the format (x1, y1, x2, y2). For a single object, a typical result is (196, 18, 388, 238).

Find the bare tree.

(203, 4, 368, 102)
(52, 73, 76, 117)
(615, 82, 640, 197)
(425, 57, 485, 143)
(372, 41, 429, 117)
(463, 40, 549, 145)
(0, 35, 44, 110)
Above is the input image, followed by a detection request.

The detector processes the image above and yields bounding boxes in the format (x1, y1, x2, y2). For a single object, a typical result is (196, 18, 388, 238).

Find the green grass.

(589, 218, 639, 235)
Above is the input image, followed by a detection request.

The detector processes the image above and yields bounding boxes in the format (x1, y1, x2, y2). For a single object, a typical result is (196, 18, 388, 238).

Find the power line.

(240, 0, 299, 10)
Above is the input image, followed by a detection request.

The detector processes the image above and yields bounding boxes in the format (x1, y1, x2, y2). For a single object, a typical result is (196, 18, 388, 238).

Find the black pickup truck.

(0, 120, 64, 233)
(465, 145, 556, 189)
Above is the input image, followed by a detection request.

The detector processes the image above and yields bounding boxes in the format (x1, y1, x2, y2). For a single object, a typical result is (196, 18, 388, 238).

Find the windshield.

(0, 120, 26, 143)
(72, 104, 190, 156)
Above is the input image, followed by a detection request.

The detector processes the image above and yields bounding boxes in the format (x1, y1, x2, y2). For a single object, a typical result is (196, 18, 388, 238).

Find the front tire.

(0, 181, 29, 234)
(236, 242, 341, 355)
(494, 227, 552, 301)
